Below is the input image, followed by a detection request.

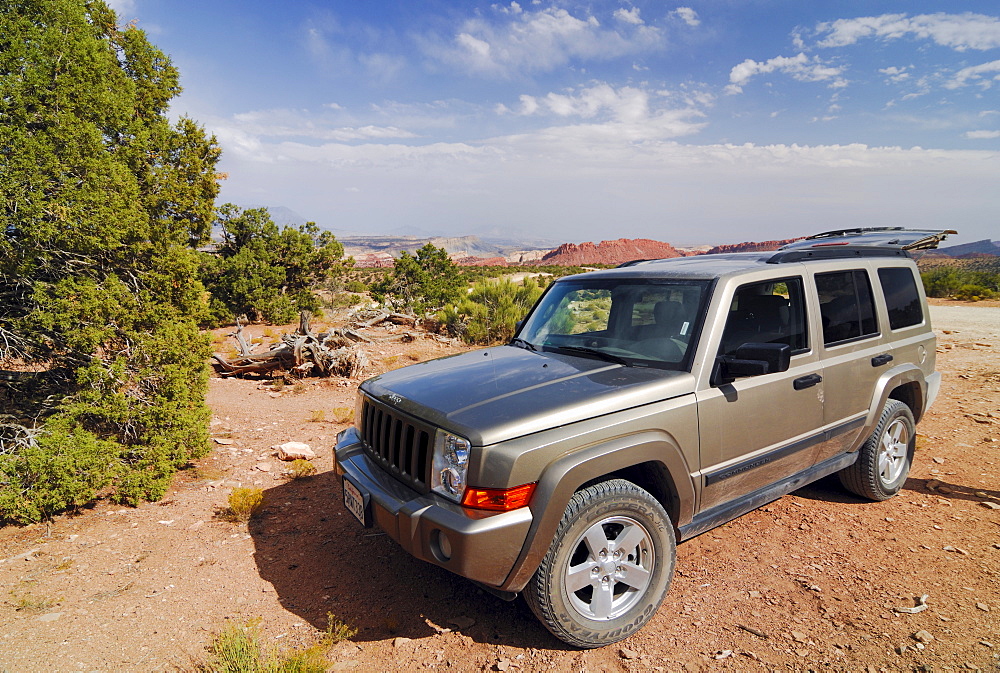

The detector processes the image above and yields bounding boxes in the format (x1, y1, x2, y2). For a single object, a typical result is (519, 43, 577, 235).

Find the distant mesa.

(346, 234, 899, 269)
(703, 238, 803, 255)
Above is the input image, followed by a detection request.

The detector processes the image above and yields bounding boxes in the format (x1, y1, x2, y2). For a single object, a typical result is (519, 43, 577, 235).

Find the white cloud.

(945, 59, 1000, 90)
(105, 0, 136, 16)
(614, 8, 643, 26)
(964, 129, 1000, 139)
(226, 108, 419, 143)
(673, 8, 700, 28)
(426, 6, 663, 76)
(815, 13, 1000, 51)
(213, 126, 1000, 246)
(725, 53, 847, 94)
(879, 66, 911, 83)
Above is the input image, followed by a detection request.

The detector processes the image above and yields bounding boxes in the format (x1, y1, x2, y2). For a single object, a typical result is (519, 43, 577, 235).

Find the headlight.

(431, 430, 471, 502)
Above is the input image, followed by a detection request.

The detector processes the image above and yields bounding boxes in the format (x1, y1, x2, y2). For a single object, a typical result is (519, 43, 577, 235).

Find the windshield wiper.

(509, 337, 537, 351)
(553, 345, 631, 367)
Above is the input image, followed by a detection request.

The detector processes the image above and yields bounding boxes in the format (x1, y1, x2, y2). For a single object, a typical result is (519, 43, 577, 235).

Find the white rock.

(276, 442, 316, 461)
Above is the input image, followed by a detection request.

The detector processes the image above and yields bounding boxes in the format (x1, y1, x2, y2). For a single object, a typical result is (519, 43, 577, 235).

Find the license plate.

(343, 476, 370, 527)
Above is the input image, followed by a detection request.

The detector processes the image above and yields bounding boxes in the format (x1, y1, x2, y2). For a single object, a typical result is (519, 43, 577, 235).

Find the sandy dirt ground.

(1, 303, 998, 672)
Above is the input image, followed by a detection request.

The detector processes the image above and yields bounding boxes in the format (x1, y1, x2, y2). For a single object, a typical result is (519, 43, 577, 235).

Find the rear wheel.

(839, 399, 915, 501)
(523, 479, 675, 648)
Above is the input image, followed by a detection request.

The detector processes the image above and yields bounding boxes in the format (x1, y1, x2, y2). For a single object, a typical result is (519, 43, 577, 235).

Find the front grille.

(359, 396, 433, 492)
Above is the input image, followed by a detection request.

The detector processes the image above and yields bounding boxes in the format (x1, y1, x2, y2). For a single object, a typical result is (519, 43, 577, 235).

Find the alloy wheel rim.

(564, 515, 654, 621)
(878, 418, 910, 485)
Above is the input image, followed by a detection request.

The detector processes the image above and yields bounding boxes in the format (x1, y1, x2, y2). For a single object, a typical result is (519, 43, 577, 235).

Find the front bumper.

(334, 427, 533, 588)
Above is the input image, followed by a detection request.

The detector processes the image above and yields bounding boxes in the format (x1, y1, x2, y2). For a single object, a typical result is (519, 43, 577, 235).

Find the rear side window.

(816, 270, 878, 345)
(878, 267, 924, 329)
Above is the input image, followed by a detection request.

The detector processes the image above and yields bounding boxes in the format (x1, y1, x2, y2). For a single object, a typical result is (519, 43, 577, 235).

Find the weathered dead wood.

(212, 311, 369, 379)
(357, 312, 416, 329)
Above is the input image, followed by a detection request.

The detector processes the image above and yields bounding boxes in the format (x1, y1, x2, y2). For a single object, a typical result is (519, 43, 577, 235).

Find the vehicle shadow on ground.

(791, 473, 999, 506)
(249, 469, 566, 649)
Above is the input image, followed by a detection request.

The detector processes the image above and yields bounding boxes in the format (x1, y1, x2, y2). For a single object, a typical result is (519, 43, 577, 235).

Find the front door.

(696, 276, 825, 511)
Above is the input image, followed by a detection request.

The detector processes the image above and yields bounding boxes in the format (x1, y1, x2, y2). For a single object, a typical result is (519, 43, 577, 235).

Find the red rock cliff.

(536, 238, 687, 266)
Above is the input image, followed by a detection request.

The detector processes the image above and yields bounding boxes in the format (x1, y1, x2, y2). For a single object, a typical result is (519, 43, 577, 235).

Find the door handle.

(793, 373, 822, 390)
(871, 354, 893, 367)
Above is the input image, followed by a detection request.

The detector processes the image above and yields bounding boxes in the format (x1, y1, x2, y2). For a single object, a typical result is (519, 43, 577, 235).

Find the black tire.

(523, 479, 675, 648)
(839, 399, 915, 501)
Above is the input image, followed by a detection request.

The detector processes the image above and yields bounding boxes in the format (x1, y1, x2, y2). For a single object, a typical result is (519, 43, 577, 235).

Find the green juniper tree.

(0, 0, 222, 522)
(372, 243, 465, 312)
(200, 204, 346, 325)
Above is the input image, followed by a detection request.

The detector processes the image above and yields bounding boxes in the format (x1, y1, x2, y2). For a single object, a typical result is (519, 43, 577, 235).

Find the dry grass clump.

(286, 460, 316, 480)
(219, 487, 264, 522)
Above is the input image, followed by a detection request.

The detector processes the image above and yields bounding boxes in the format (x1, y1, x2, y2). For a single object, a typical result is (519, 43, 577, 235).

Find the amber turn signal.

(461, 482, 536, 511)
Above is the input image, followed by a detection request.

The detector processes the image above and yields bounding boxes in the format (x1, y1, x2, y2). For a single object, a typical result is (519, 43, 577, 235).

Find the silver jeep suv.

(334, 228, 952, 647)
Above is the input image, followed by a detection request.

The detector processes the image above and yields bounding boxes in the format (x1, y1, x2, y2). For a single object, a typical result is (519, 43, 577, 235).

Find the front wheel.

(523, 479, 675, 648)
(839, 399, 915, 501)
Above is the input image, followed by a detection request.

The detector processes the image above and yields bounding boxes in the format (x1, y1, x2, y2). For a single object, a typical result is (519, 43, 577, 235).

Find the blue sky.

(109, 1, 999, 246)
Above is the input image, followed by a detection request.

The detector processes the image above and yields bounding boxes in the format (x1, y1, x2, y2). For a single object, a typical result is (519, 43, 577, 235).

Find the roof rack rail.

(767, 246, 910, 264)
(779, 228, 956, 252)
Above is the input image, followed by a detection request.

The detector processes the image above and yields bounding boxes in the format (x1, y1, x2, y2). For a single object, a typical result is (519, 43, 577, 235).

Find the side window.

(816, 270, 879, 345)
(878, 267, 924, 329)
(718, 277, 808, 357)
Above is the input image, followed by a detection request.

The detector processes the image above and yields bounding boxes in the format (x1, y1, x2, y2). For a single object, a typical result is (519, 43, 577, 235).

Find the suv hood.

(361, 346, 695, 445)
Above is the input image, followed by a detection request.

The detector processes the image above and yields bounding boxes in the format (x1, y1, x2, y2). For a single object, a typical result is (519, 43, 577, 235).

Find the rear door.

(810, 264, 889, 460)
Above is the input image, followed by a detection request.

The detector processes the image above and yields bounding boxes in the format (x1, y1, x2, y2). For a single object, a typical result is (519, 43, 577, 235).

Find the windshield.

(516, 278, 710, 370)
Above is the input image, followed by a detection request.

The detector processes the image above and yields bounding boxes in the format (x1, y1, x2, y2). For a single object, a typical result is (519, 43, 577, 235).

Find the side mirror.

(515, 319, 524, 332)
(712, 343, 791, 386)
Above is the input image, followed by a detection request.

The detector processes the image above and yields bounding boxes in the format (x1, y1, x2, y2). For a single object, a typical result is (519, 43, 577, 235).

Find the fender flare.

(862, 364, 927, 440)
(499, 430, 693, 592)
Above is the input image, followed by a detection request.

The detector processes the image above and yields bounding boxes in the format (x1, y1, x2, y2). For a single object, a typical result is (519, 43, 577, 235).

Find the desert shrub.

(0, 0, 219, 523)
(439, 277, 544, 345)
(320, 613, 358, 646)
(331, 407, 354, 424)
(954, 284, 995, 301)
(922, 264, 1000, 300)
(344, 280, 368, 293)
(223, 487, 264, 522)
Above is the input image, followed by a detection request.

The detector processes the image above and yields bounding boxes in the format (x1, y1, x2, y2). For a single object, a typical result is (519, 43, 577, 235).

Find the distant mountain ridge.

(933, 239, 999, 258)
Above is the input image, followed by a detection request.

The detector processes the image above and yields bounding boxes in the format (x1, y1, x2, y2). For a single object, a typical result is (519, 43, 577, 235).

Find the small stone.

(926, 479, 941, 490)
(976, 602, 990, 612)
(980, 501, 1000, 510)
(619, 647, 639, 660)
(932, 457, 945, 464)
(794, 649, 809, 657)
(974, 491, 988, 497)
(937, 485, 953, 494)
(448, 616, 476, 630)
(392, 637, 411, 647)
(268, 392, 282, 398)
(791, 630, 808, 643)
(276, 442, 316, 461)
(495, 660, 511, 671)
(213, 438, 235, 445)
(712, 650, 732, 660)
(913, 630, 935, 644)
(36, 612, 62, 622)
(255, 462, 271, 472)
